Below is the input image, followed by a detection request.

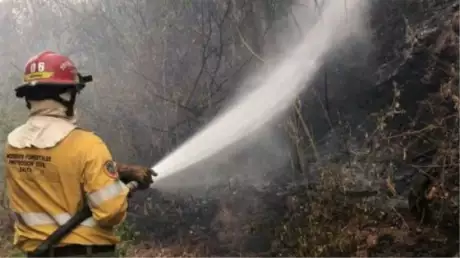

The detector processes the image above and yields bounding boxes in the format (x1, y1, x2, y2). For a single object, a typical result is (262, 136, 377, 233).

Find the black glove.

(116, 163, 157, 190)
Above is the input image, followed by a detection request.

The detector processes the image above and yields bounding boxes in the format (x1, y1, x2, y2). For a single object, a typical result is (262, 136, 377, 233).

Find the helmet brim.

(22, 79, 80, 85)
(15, 82, 86, 98)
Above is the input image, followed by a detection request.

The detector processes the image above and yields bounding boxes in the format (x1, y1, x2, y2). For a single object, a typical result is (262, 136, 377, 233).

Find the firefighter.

(4, 51, 156, 257)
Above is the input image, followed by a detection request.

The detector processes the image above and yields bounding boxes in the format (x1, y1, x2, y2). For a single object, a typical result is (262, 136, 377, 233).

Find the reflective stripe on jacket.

(4, 128, 129, 252)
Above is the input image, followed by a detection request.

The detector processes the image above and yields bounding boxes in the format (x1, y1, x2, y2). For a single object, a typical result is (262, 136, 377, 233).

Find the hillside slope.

(126, 1, 459, 257)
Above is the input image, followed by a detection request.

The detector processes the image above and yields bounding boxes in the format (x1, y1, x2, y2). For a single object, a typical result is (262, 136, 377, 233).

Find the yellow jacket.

(4, 127, 129, 252)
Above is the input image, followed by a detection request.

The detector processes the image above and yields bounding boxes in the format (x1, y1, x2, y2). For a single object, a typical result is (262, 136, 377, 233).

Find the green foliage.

(115, 221, 139, 257)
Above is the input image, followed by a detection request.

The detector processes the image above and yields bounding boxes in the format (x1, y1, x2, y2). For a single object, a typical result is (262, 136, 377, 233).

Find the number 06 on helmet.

(15, 51, 93, 116)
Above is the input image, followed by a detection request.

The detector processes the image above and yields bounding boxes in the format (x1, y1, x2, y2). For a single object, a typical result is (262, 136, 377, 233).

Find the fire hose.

(27, 181, 139, 257)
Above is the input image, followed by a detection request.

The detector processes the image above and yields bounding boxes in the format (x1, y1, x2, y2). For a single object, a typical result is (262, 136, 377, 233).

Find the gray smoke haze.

(0, 0, 372, 194)
(152, 0, 372, 192)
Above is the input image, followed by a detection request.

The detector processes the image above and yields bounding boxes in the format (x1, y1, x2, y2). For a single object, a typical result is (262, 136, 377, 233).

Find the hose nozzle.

(126, 181, 139, 190)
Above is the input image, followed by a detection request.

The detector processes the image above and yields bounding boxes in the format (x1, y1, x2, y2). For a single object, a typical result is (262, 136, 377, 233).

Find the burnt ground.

(126, 168, 458, 257)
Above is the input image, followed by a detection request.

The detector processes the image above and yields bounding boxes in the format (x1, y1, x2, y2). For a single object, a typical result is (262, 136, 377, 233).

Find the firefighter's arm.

(81, 138, 129, 228)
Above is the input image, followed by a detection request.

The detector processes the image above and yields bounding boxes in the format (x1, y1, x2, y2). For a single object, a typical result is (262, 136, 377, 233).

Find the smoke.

(154, 125, 290, 192)
(152, 0, 372, 193)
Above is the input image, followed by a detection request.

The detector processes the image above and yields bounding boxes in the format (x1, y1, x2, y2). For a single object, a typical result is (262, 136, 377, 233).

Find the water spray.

(151, 0, 369, 184)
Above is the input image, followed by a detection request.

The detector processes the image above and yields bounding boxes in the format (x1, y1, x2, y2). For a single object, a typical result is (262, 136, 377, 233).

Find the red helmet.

(15, 51, 92, 115)
(22, 51, 80, 85)
(16, 51, 92, 92)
